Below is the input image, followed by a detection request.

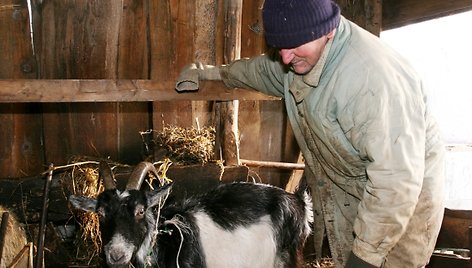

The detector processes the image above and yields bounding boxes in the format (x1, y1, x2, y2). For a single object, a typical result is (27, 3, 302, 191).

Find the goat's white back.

(195, 212, 280, 268)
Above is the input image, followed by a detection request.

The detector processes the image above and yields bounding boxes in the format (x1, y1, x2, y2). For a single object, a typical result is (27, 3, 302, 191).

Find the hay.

(66, 159, 104, 266)
(304, 257, 335, 268)
(150, 125, 216, 165)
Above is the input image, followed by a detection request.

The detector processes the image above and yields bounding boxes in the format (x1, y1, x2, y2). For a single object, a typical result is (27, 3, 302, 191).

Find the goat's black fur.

(69, 162, 313, 268)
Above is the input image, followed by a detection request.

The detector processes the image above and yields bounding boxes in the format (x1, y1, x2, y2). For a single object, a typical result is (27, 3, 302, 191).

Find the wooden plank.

(0, 0, 37, 79)
(337, 0, 382, 36)
(365, 0, 382, 36)
(0, 79, 278, 103)
(151, 0, 218, 131)
(0, 0, 44, 178)
(259, 101, 296, 186)
(238, 0, 266, 181)
(42, 103, 121, 166)
(191, 0, 219, 128)
(151, 0, 196, 130)
(116, 0, 151, 164)
(33, 0, 124, 167)
(0, 104, 44, 178)
(0, 164, 249, 223)
(240, 0, 265, 58)
(34, 1, 121, 79)
(382, 0, 472, 30)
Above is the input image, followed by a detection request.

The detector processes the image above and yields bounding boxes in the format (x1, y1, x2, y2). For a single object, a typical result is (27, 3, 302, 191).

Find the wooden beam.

(0, 79, 279, 103)
(382, 0, 472, 30)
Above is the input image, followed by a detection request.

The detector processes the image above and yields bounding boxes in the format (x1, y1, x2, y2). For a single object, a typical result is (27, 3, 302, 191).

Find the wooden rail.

(0, 79, 279, 103)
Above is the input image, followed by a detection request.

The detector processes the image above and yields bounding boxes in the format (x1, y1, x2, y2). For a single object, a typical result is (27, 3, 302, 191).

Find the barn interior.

(1, 0, 472, 267)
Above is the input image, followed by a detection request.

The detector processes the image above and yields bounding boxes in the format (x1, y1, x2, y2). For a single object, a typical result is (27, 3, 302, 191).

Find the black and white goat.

(69, 161, 313, 268)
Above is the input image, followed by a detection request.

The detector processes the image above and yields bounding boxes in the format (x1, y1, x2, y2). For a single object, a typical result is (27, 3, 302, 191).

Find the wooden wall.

(0, 0, 42, 177)
(1, 0, 471, 183)
(0, 0, 298, 186)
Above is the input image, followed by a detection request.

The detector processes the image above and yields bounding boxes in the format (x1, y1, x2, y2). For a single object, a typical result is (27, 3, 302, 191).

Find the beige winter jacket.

(219, 16, 445, 267)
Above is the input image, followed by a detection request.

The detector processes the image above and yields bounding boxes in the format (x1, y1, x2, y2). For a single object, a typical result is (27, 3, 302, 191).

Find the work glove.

(345, 251, 378, 268)
(175, 62, 222, 92)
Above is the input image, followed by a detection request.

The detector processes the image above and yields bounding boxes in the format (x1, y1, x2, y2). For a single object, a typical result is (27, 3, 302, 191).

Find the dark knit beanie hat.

(263, 0, 341, 48)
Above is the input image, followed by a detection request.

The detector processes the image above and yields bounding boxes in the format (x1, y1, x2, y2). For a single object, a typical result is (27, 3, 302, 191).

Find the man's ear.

(146, 184, 172, 208)
(326, 29, 336, 39)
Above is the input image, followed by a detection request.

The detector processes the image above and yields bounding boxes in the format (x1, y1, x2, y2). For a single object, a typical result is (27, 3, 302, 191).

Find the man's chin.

(290, 63, 312, 75)
(291, 66, 311, 75)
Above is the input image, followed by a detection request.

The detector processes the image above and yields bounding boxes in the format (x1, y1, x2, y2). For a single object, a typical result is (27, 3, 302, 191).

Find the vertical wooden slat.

(238, 0, 264, 180)
(0, 0, 43, 178)
(192, 0, 219, 128)
(364, 0, 382, 36)
(116, 0, 151, 164)
(337, 0, 382, 36)
(238, 0, 300, 186)
(151, 0, 216, 132)
(35, 0, 122, 165)
(151, 0, 196, 130)
(240, 0, 265, 57)
(336, 0, 365, 28)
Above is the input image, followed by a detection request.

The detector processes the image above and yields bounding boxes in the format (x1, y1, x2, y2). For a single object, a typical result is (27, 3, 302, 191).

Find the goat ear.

(146, 184, 172, 208)
(69, 195, 98, 212)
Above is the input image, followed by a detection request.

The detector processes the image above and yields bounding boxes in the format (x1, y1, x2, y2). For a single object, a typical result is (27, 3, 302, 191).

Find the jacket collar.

(289, 17, 348, 103)
(303, 37, 334, 87)
(289, 26, 336, 103)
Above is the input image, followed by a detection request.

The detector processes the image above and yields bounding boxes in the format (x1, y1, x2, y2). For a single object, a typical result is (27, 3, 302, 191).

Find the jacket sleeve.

(219, 51, 287, 98)
(349, 71, 427, 266)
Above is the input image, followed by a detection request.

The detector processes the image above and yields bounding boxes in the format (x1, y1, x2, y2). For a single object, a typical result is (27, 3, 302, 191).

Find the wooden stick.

(240, 159, 305, 170)
(35, 164, 54, 268)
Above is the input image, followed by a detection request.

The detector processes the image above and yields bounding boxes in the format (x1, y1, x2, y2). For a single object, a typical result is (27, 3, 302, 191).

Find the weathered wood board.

(0, 163, 249, 223)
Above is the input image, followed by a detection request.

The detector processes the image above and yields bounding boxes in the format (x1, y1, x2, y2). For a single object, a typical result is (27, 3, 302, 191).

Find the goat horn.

(126, 161, 159, 190)
(99, 161, 116, 190)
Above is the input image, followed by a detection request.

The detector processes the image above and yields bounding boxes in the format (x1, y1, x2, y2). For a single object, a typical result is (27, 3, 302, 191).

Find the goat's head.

(69, 161, 171, 267)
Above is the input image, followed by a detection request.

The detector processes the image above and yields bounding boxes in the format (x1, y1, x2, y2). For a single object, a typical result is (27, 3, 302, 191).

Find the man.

(176, 0, 445, 267)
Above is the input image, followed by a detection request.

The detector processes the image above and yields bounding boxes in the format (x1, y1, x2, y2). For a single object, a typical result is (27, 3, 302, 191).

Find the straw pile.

(66, 160, 104, 266)
(152, 125, 216, 165)
(304, 257, 335, 268)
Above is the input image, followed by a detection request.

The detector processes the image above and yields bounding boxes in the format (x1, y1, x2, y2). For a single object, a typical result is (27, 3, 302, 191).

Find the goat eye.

(135, 207, 145, 218)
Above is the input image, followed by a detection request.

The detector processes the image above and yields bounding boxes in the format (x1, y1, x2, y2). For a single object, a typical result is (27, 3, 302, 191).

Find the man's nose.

(279, 49, 294, 65)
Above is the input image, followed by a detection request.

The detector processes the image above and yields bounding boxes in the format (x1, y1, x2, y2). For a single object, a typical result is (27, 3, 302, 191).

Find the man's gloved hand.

(175, 62, 221, 92)
(345, 251, 378, 268)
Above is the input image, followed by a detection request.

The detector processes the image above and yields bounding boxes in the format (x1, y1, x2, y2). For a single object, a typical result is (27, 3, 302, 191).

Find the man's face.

(278, 31, 334, 75)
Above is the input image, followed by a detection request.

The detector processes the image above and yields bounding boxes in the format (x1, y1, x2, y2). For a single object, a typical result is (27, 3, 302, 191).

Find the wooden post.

(365, 0, 382, 36)
(337, 0, 382, 36)
(219, 0, 243, 166)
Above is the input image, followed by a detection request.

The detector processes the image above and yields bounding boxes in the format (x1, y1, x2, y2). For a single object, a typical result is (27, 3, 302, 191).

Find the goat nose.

(109, 249, 126, 264)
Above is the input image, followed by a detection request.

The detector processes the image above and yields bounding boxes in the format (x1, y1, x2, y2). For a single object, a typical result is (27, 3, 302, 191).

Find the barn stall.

(0, 0, 472, 267)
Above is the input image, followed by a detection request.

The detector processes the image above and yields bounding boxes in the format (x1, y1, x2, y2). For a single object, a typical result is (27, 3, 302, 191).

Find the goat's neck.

(135, 214, 158, 267)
